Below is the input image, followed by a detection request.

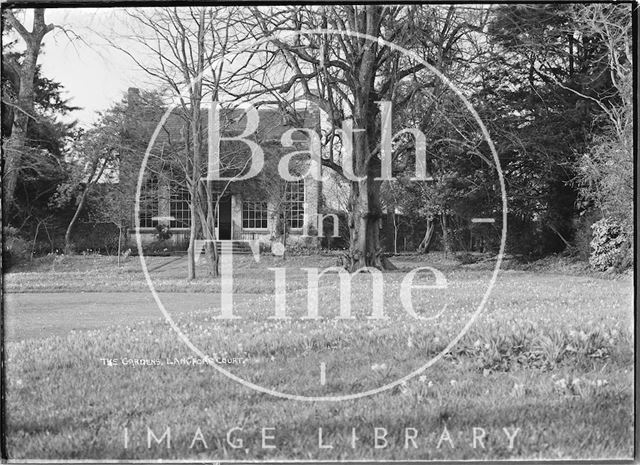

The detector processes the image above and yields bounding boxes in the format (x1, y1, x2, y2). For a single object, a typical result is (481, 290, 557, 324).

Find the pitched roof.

(127, 88, 318, 144)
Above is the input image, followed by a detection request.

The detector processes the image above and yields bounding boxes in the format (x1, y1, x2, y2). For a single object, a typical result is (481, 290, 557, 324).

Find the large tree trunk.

(343, 6, 395, 272)
(346, 178, 393, 271)
(3, 10, 54, 209)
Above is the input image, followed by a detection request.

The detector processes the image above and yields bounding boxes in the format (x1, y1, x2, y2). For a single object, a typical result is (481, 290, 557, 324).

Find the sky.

(16, 7, 297, 127)
(11, 8, 154, 126)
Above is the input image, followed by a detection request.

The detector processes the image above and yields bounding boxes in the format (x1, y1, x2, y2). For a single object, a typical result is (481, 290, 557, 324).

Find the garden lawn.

(3, 255, 634, 460)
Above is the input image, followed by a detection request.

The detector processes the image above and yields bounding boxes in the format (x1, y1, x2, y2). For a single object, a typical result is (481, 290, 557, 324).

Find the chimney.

(127, 87, 141, 109)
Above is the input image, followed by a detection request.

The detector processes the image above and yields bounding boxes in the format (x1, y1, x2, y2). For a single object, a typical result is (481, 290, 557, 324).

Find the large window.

(170, 185, 191, 228)
(242, 201, 268, 229)
(285, 180, 305, 229)
(139, 176, 158, 228)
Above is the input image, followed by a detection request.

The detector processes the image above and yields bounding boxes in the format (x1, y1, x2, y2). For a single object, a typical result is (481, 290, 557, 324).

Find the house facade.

(124, 88, 321, 251)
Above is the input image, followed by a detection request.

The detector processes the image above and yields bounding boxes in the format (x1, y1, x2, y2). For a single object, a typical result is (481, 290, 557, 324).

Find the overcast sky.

(12, 8, 154, 126)
(18, 7, 293, 127)
(14, 6, 469, 128)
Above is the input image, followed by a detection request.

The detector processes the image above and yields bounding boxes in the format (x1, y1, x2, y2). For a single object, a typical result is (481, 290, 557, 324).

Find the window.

(242, 201, 268, 229)
(285, 180, 305, 229)
(170, 185, 191, 228)
(139, 176, 158, 228)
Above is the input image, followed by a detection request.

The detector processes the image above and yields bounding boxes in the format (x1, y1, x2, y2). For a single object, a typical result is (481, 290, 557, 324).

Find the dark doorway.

(218, 195, 232, 240)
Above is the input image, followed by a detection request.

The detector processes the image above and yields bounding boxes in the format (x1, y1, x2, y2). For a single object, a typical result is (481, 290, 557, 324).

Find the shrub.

(71, 223, 121, 254)
(589, 218, 631, 271)
(456, 252, 479, 265)
(286, 242, 322, 256)
(154, 224, 172, 241)
(259, 241, 271, 254)
(572, 210, 600, 260)
(3, 227, 31, 269)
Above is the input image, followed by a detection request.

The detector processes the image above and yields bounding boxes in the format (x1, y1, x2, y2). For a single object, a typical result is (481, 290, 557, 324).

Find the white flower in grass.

(371, 363, 387, 371)
(419, 375, 427, 383)
(511, 382, 524, 398)
(554, 378, 567, 390)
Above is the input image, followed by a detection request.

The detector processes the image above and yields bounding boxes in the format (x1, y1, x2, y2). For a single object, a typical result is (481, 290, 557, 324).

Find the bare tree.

(571, 4, 632, 228)
(111, 5, 489, 273)
(242, 5, 487, 270)
(110, 7, 249, 279)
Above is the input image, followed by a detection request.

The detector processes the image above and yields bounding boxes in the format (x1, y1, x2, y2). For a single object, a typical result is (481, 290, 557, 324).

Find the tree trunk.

(187, 182, 198, 281)
(31, 219, 42, 260)
(441, 212, 451, 256)
(65, 190, 88, 254)
(201, 183, 219, 277)
(4, 113, 29, 210)
(393, 212, 398, 255)
(186, 104, 202, 282)
(203, 241, 218, 276)
(185, 130, 197, 280)
(341, 6, 396, 272)
(548, 222, 572, 249)
(64, 157, 109, 255)
(186, 8, 206, 281)
(3, 10, 54, 209)
(346, 177, 396, 271)
(281, 214, 287, 259)
(117, 225, 122, 267)
(418, 217, 435, 253)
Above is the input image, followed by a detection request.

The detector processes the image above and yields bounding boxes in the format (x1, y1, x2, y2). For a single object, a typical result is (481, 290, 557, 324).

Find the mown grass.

(4, 252, 624, 294)
(5, 253, 340, 293)
(3, 255, 634, 460)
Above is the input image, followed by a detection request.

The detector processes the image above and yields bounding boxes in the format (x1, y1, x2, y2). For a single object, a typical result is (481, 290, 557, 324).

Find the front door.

(217, 196, 232, 240)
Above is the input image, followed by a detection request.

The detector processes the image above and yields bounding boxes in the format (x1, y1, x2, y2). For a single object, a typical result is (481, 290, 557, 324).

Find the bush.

(572, 210, 600, 260)
(286, 242, 322, 256)
(589, 218, 631, 271)
(456, 252, 480, 265)
(71, 223, 121, 254)
(3, 227, 31, 269)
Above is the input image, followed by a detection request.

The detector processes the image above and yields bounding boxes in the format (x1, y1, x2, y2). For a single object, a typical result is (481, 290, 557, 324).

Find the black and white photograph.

(1, 3, 636, 461)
